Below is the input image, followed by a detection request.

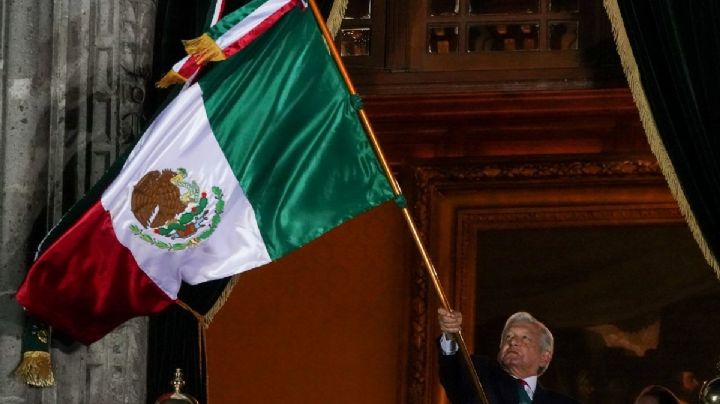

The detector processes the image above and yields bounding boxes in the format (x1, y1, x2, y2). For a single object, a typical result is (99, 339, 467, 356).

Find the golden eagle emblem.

(128, 168, 225, 251)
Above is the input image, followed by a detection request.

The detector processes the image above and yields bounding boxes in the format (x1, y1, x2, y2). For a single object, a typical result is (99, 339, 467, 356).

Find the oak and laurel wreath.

(129, 186, 225, 251)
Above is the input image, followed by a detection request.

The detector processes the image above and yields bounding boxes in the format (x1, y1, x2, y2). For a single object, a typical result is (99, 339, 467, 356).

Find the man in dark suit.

(438, 309, 579, 404)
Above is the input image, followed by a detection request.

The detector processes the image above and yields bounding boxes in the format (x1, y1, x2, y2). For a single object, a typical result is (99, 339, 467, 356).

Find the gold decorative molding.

(413, 158, 660, 186)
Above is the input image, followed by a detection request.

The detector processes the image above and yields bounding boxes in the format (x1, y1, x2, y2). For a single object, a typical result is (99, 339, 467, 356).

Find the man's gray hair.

(500, 312, 554, 374)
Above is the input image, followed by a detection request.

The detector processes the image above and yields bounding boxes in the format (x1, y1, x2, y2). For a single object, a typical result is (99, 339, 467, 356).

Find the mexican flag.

(16, 4, 397, 345)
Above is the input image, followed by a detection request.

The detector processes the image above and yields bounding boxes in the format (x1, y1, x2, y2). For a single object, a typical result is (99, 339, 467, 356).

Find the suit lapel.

(531, 384, 547, 403)
(495, 370, 520, 404)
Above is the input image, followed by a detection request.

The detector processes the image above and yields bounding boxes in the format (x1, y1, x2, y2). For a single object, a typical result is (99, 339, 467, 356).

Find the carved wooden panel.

(365, 88, 648, 165)
(404, 156, 682, 404)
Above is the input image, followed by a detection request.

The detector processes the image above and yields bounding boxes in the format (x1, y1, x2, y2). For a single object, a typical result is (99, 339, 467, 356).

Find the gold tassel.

(603, 0, 720, 277)
(15, 351, 55, 387)
(155, 70, 187, 88)
(326, 0, 349, 38)
(203, 274, 240, 326)
(182, 33, 227, 65)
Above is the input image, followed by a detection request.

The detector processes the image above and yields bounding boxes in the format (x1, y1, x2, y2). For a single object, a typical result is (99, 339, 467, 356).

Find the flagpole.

(305, 2, 489, 403)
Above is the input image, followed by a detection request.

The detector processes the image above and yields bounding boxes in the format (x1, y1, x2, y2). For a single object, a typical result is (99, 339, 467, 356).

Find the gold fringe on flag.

(326, 0, 349, 38)
(155, 69, 187, 88)
(603, 0, 720, 277)
(203, 275, 241, 326)
(15, 351, 55, 387)
(182, 33, 227, 65)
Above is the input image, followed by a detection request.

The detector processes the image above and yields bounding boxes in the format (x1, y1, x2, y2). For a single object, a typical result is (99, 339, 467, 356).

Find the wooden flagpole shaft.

(305, 2, 489, 403)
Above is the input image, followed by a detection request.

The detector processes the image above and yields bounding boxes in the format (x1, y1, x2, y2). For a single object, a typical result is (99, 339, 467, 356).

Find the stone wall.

(0, 1, 157, 402)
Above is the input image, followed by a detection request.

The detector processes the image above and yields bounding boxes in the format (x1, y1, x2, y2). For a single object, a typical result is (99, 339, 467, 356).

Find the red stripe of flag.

(222, 0, 300, 58)
(177, 55, 203, 81)
(16, 201, 173, 344)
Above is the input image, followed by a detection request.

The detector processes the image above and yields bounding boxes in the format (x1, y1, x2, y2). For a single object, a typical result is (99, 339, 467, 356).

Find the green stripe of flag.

(199, 7, 395, 259)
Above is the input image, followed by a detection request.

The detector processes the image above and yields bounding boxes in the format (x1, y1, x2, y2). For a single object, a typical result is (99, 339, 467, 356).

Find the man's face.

(497, 321, 552, 378)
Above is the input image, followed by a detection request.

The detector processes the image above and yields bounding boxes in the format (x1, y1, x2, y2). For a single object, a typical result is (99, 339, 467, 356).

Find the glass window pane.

(430, 0, 459, 16)
(549, 0, 579, 12)
(427, 26, 459, 54)
(549, 21, 578, 50)
(344, 0, 371, 19)
(469, 0, 539, 15)
(339, 28, 371, 56)
(467, 23, 539, 52)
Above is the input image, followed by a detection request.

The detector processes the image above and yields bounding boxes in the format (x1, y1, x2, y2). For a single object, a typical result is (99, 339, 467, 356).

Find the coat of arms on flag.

(129, 168, 225, 250)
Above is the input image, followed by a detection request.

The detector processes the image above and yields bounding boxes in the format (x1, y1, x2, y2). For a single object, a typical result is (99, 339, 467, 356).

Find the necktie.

(517, 379, 532, 404)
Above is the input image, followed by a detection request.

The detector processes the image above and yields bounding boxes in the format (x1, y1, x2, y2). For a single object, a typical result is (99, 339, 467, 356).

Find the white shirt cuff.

(439, 333, 459, 355)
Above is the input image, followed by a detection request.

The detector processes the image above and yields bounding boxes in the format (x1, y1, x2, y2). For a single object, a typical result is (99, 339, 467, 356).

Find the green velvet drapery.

(603, 0, 720, 277)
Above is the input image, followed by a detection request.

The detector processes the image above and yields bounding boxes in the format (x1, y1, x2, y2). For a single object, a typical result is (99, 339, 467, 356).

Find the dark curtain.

(608, 0, 720, 274)
(146, 1, 337, 402)
(474, 225, 717, 328)
(145, 3, 211, 400)
(472, 225, 720, 402)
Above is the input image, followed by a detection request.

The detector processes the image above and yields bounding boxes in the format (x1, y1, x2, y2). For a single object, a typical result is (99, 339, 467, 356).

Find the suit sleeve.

(437, 338, 488, 404)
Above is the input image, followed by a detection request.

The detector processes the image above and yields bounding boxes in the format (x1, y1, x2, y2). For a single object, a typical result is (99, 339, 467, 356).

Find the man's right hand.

(438, 308, 463, 334)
